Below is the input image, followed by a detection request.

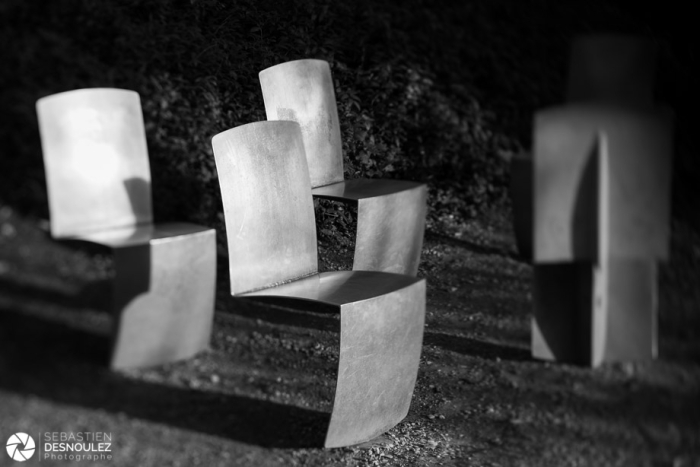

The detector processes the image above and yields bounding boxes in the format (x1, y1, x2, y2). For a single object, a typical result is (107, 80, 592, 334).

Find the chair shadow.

(0, 308, 329, 449)
(424, 229, 522, 261)
(221, 295, 341, 334)
(423, 331, 532, 362)
(0, 274, 112, 313)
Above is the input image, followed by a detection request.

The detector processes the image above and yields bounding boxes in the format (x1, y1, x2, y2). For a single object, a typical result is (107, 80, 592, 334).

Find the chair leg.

(592, 258, 657, 366)
(353, 185, 427, 276)
(532, 259, 657, 366)
(324, 279, 426, 448)
(109, 230, 216, 369)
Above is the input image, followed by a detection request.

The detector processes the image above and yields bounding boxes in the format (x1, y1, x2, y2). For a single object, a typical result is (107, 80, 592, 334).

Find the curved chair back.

(534, 105, 673, 263)
(36, 88, 153, 238)
(259, 59, 343, 188)
(212, 121, 319, 294)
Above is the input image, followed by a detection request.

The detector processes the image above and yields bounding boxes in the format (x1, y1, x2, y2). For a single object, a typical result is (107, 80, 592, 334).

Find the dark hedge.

(0, 0, 695, 243)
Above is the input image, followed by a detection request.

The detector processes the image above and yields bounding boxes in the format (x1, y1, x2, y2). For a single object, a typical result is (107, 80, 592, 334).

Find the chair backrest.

(534, 105, 672, 263)
(36, 88, 153, 239)
(259, 59, 344, 188)
(212, 121, 319, 295)
(566, 34, 658, 108)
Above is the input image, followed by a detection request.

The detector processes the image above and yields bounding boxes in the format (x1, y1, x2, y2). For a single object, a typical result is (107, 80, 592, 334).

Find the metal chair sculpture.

(212, 121, 426, 448)
(510, 34, 660, 261)
(530, 35, 673, 366)
(259, 59, 426, 276)
(36, 88, 216, 370)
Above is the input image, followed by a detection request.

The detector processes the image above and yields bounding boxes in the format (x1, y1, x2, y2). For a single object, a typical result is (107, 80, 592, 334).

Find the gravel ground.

(1, 205, 699, 466)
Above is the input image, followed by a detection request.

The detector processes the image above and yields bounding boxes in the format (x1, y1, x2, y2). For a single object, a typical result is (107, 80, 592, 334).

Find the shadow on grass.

(219, 295, 341, 334)
(424, 229, 523, 261)
(423, 331, 531, 362)
(0, 307, 329, 449)
(0, 276, 112, 313)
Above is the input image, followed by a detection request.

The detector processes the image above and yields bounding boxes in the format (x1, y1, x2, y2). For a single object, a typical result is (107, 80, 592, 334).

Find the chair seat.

(240, 270, 423, 307)
(312, 179, 427, 276)
(62, 222, 213, 248)
(312, 179, 425, 202)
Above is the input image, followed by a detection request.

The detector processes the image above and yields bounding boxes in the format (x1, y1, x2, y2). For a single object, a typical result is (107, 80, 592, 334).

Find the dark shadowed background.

(0, 0, 696, 240)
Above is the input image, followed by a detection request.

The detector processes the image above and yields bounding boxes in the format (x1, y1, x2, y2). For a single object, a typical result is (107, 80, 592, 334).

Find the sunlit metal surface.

(532, 104, 672, 366)
(213, 121, 426, 447)
(110, 227, 216, 369)
(326, 275, 424, 448)
(242, 270, 418, 304)
(259, 59, 343, 188)
(37, 88, 153, 238)
(212, 121, 318, 295)
(242, 271, 425, 447)
(259, 59, 427, 276)
(313, 179, 426, 275)
(534, 104, 673, 263)
(37, 88, 217, 369)
(66, 222, 212, 248)
(567, 34, 658, 108)
(592, 258, 657, 364)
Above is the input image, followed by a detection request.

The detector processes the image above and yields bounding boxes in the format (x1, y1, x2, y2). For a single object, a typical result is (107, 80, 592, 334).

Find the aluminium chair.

(36, 88, 216, 370)
(259, 59, 427, 276)
(530, 35, 673, 366)
(211, 120, 426, 448)
(510, 34, 660, 261)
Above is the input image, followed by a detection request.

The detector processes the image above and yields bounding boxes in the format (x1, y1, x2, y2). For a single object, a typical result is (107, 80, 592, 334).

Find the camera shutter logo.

(6, 433, 35, 462)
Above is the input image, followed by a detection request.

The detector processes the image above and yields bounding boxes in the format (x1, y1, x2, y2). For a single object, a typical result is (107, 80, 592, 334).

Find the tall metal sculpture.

(212, 121, 426, 448)
(37, 88, 216, 369)
(531, 35, 673, 366)
(259, 59, 427, 276)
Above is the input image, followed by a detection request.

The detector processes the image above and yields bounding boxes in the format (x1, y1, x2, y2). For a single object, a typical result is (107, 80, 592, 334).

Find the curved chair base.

(532, 259, 656, 367)
(242, 271, 426, 448)
(312, 179, 427, 276)
(70, 222, 217, 369)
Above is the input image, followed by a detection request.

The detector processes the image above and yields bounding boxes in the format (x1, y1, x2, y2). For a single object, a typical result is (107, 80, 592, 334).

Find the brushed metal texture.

(242, 273, 425, 448)
(37, 88, 217, 369)
(259, 59, 427, 276)
(36, 88, 153, 238)
(212, 121, 319, 295)
(325, 277, 425, 448)
(259, 59, 344, 188)
(110, 228, 216, 369)
(213, 121, 426, 448)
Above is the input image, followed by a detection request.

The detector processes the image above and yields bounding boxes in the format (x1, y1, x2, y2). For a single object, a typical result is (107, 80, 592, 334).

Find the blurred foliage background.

(0, 0, 695, 246)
